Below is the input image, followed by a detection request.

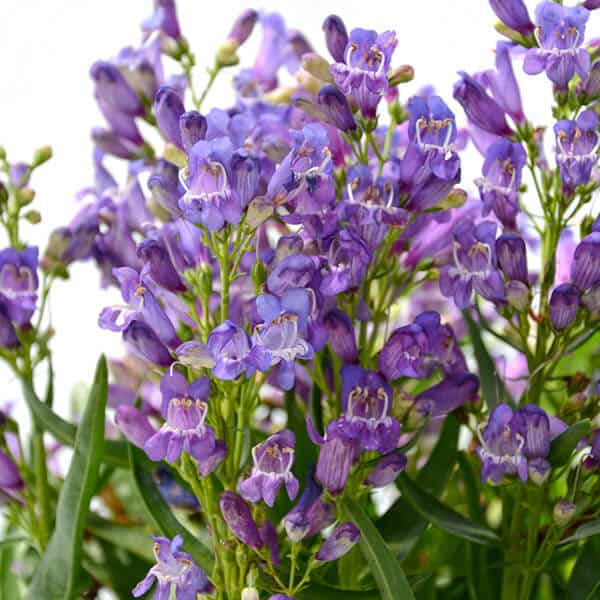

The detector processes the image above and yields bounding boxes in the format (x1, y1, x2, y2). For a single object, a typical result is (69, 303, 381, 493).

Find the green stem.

(198, 64, 221, 109)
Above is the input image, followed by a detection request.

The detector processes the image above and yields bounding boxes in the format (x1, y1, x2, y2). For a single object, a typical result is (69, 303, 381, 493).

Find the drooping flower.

(411, 373, 480, 419)
(240, 430, 299, 507)
(549, 283, 579, 330)
(132, 535, 213, 598)
(524, 2, 590, 89)
(315, 522, 361, 562)
(123, 320, 173, 367)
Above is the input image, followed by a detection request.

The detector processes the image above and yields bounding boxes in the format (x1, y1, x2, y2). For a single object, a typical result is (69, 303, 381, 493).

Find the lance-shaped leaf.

(298, 585, 380, 599)
(568, 536, 600, 600)
(342, 497, 415, 600)
(22, 377, 128, 468)
(560, 517, 600, 545)
(396, 473, 501, 546)
(463, 310, 510, 409)
(28, 355, 108, 600)
(129, 445, 214, 573)
(548, 419, 591, 467)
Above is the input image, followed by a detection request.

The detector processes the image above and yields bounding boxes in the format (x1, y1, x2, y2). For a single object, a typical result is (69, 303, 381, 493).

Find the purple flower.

(489, 0, 535, 36)
(227, 9, 259, 47)
(283, 468, 335, 542)
(115, 405, 155, 448)
(315, 522, 360, 562)
(583, 430, 600, 470)
(496, 233, 528, 283)
(323, 309, 358, 363)
(137, 239, 186, 293)
(208, 321, 270, 381)
(99, 267, 179, 349)
(440, 220, 505, 308)
(254, 290, 314, 390)
(154, 86, 185, 149)
(512, 405, 551, 459)
(0, 301, 19, 349)
(365, 453, 407, 487)
(322, 15, 348, 63)
(144, 372, 218, 464)
(476, 139, 526, 228)
(579, 60, 600, 99)
(412, 374, 480, 419)
(331, 28, 397, 118)
(132, 535, 213, 598)
(180, 111, 207, 153)
(142, 0, 181, 40)
(240, 430, 299, 507)
(123, 320, 173, 367)
(554, 110, 599, 195)
(0, 449, 23, 497)
(477, 403, 528, 483)
(259, 520, 281, 567)
(175, 341, 215, 370)
(219, 492, 264, 550)
(0, 247, 39, 326)
(317, 85, 357, 132)
(524, 2, 590, 89)
(571, 232, 600, 291)
(549, 283, 579, 330)
(453, 72, 513, 137)
(327, 365, 401, 454)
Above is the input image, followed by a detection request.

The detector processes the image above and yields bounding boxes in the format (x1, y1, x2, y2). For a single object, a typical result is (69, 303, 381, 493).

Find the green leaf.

(342, 497, 415, 600)
(396, 473, 501, 546)
(560, 517, 600, 545)
(298, 584, 380, 599)
(129, 445, 214, 573)
(377, 414, 460, 558)
(87, 515, 154, 562)
(548, 419, 591, 466)
(22, 377, 129, 469)
(568, 536, 600, 600)
(1, 538, 21, 600)
(285, 390, 318, 487)
(463, 310, 510, 409)
(28, 355, 108, 600)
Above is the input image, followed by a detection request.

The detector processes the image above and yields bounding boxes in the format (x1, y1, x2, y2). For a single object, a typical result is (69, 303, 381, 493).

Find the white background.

(0, 0, 569, 420)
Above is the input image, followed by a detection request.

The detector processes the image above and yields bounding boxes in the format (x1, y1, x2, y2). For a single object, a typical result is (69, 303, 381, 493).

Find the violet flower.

(549, 283, 579, 330)
(239, 430, 299, 507)
(322, 15, 348, 63)
(0, 246, 39, 326)
(315, 522, 361, 562)
(489, 0, 535, 36)
(365, 453, 407, 487)
(570, 232, 600, 291)
(219, 492, 264, 550)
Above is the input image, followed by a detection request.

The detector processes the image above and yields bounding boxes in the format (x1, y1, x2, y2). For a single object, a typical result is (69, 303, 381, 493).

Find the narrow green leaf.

(1, 539, 21, 600)
(87, 515, 155, 562)
(285, 390, 318, 487)
(22, 377, 129, 469)
(297, 584, 380, 599)
(129, 445, 214, 573)
(28, 355, 109, 600)
(396, 473, 501, 546)
(568, 536, 600, 600)
(377, 414, 460, 557)
(463, 310, 510, 409)
(548, 419, 591, 466)
(0, 537, 27, 549)
(342, 497, 415, 600)
(560, 517, 600, 545)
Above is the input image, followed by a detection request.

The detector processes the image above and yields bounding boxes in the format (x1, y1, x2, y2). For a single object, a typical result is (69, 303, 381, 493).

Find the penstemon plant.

(1, 0, 600, 598)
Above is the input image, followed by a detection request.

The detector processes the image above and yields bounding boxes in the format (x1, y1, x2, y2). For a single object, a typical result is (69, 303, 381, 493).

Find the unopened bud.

(246, 196, 273, 228)
(251, 260, 267, 291)
(0, 182, 7, 206)
(553, 500, 576, 526)
(216, 41, 240, 68)
(0, 146, 6, 161)
(301, 53, 333, 82)
(296, 69, 323, 95)
(506, 280, 530, 312)
(23, 209, 41, 224)
(388, 64, 415, 86)
(241, 587, 259, 600)
(163, 143, 187, 169)
(262, 86, 295, 105)
(32, 145, 53, 168)
(17, 188, 35, 207)
(438, 188, 467, 210)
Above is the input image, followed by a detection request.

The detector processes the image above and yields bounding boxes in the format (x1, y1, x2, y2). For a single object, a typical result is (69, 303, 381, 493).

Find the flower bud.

(489, 0, 534, 36)
(17, 188, 35, 207)
(242, 587, 259, 600)
(219, 492, 263, 550)
(388, 64, 415, 86)
(315, 522, 360, 562)
(528, 458, 551, 486)
(0, 182, 7, 207)
(506, 280, 530, 312)
(122, 320, 173, 367)
(317, 85, 357, 132)
(322, 15, 348, 63)
(549, 284, 579, 331)
(0, 146, 6, 160)
(365, 453, 407, 487)
(137, 238, 186, 292)
(553, 500, 576, 526)
(580, 61, 600, 99)
(90, 61, 143, 115)
(315, 437, 357, 495)
(23, 210, 41, 224)
(31, 145, 53, 168)
(301, 53, 333, 83)
(154, 86, 185, 149)
(496, 233, 528, 283)
(571, 233, 600, 291)
(324, 309, 358, 363)
(115, 405, 155, 448)
(175, 341, 215, 370)
(179, 111, 207, 152)
(227, 9, 258, 47)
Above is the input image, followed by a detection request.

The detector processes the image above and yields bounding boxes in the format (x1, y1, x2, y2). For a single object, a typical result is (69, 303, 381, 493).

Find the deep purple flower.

(144, 372, 218, 464)
(253, 290, 314, 390)
(227, 9, 259, 46)
(123, 320, 173, 367)
(365, 453, 407, 487)
(476, 139, 526, 228)
(267, 254, 319, 297)
(326, 365, 401, 454)
(317, 85, 357, 132)
(115, 405, 155, 448)
(155, 467, 200, 509)
(583, 430, 600, 469)
(440, 220, 505, 308)
(322, 15, 348, 63)
(489, 0, 535, 36)
(0, 449, 23, 496)
(412, 374, 480, 419)
(524, 2, 590, 89)
(132, 535, 213, 598)
(0, 247, 39, 326)
(496, 232, 528, 283)
(477, 403, 528, 483)
(0, 301, 19, 349)
(315, 522, 361, 562)
(571, 232, 600, 291)
(554, 110, 599, 195)
(137, 239, 186, 293)
(99, 267, 179, 348)
(323, 309, 357, 363)
(331, 28, 397, 118)
(283, 468, 335, 542)
(512, 404, 551, 460)
(378, 322, 430, 380)
(142, 0, 181, 40)
(549, 283, 579, 330)
(219, 492, 264, 550)
(453, 72, 513, 136)
(154, 86, 185, 149)
(240, 430, 299, 507)
(259, 520, 281, 567)
(208, 321, 270, 381)
(180, 111, 207, 153)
